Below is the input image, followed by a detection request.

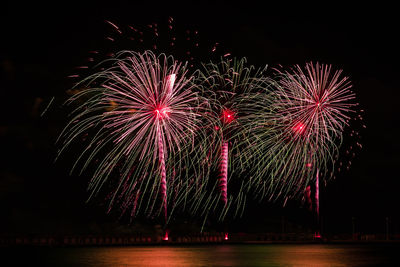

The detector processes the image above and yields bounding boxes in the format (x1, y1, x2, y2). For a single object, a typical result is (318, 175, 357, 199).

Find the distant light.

(224, 233, 229, 240)
(163, 231, 169, 241)
(314, 232, 321, 239)
(293, 122, 305, 134)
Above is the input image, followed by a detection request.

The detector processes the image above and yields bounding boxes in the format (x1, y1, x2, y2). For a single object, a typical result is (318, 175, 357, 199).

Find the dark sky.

(1, 1, 399, 235)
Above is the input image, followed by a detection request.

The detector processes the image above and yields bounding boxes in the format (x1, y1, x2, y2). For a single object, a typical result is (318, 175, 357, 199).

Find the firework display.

(58, 50, 202, 221)
(238, 63, 357, 203)
(181, 57, 273, 222)
(58, 21, 361, 228)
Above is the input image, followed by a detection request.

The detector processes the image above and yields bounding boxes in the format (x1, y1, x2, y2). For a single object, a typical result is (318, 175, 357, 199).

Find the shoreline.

(1, 235, 399, 248)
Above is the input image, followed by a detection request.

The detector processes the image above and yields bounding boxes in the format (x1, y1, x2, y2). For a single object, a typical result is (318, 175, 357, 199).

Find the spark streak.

(219, 142, 229, 205)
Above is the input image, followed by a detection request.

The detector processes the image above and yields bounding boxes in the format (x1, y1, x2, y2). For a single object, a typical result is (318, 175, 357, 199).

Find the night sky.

(1, 1, 399, 236)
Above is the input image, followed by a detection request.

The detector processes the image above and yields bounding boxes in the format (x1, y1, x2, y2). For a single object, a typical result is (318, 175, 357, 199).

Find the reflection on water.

(2, 244, 398, 266)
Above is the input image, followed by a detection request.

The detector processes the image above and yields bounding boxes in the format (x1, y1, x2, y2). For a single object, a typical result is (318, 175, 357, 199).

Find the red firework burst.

(275, 62, 356, 144)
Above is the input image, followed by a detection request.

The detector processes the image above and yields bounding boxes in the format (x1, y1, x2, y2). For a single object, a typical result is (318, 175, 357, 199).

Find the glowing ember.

(224, 233, 229, 240)
(163, 231, 169, 241)
(314, 232, 321, 239)
(155, 105, 171, 120)
(293, 122, 305, 134)
(221, 109, 235, 124)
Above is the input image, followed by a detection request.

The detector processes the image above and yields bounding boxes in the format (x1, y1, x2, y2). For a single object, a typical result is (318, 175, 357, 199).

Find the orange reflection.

(69, 244, 385, 266)
(87, 247, 211, 267)
(270, 244, 359, 266)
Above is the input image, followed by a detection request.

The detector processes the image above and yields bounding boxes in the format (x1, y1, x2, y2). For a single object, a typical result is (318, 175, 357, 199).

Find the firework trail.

(58, 50, 201, 221)
(315, 169, 319, 218)
(305, 185, 312, 211)
(219, 141, 229, 204)
(191, 57, 269, 222)
(239, 62, 357, 202)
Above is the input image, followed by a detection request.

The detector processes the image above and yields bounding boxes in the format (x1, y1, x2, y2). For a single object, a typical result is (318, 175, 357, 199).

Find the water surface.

(2, 243, 399, 266)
